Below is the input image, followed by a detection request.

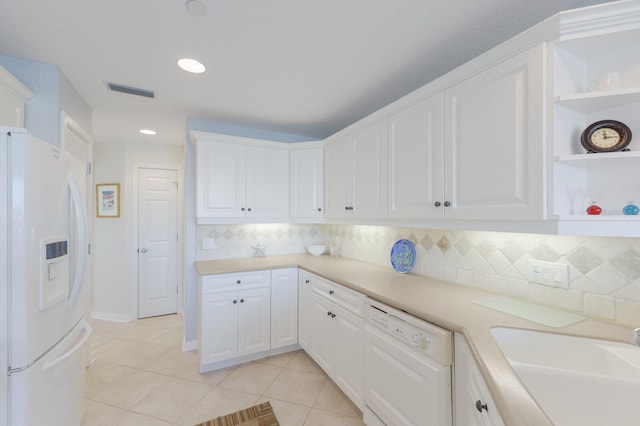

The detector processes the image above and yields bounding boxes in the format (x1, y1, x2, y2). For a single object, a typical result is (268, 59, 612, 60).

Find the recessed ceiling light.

(178, 58, 206, 73)
(139, 129, 157, 135)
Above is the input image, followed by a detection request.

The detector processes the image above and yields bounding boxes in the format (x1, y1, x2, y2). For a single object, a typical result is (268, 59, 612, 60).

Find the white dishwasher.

(363, 299, 453, 426)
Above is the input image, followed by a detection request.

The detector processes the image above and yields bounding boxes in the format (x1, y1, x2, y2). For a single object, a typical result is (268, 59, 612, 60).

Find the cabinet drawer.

(201, 270, 271, 294)
(312, 276, 364, 317)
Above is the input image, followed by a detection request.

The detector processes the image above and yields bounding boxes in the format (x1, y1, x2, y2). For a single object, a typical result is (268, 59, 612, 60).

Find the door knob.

(140, 248, 147, 253)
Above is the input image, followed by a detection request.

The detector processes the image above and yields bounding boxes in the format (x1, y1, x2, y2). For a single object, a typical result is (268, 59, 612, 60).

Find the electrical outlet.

(202, 238, 216, 250)
(528, 259, 569, 289)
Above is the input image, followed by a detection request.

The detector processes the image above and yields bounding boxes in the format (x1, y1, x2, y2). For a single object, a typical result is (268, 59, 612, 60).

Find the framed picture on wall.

(96, 183, 120, 218)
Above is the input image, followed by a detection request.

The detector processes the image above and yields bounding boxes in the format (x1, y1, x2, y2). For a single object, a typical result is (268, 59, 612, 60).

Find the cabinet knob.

(349, 206, 354, 211)
(327, 311, 332, 316)
(240, 299, 245, 303)
(247, 208, 252, 212)
(236, 280, 241, 284)
(444, 201, 451, 207)
(241, 207, 245, 211)
(331, 313, 336, 318)
(345, 206, 349, 211)
(317, 208, 322, 212)
(434, 201, 441, 207)
(305, 280, 310, 284)
(233, 300, 238, 304)
(329, 290, 334, 295)
(475, 400, 488, 413)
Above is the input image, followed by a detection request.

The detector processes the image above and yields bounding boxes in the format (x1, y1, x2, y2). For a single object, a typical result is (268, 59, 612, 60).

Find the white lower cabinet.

(454, 333, 505, 426)
(307, 275, 365, 408)
(297, 270, 314, 351)
(270, 268, 298, 350)
(198, 270, 272, 371)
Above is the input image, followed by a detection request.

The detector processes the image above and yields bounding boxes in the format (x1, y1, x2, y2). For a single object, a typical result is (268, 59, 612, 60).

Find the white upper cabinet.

(443, 44, 546, 221)
(387, 93, 445, 219)
(290, 147, 324, 221)
(325, 120, 387, 219)
(197, 140, 246, 218)
(194, 134, 289, 222)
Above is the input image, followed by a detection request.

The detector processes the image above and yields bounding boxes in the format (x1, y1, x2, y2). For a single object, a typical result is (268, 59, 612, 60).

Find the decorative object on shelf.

(306, 244, 325, 256)
(252, 237, 268, 257)
(581, 120, 632, 153)
(96, 183, 120, 218)
(586, 202, 602, 215)
(390, 239, 416, 273)
(623, 202, 639, 215)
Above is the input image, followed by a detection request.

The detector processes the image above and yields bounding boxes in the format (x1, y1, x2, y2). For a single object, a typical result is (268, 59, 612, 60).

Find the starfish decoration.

(252, 240, 268, 257)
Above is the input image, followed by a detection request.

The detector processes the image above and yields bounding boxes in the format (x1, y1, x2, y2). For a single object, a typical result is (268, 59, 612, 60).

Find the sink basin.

(491, 327, 640, 426)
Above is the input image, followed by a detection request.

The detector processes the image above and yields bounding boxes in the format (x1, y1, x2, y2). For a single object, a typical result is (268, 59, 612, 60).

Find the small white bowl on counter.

(306, 245, 326, 256)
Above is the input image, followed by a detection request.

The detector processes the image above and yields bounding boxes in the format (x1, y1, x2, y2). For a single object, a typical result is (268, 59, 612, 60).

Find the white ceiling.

(0, 0, 616, 145)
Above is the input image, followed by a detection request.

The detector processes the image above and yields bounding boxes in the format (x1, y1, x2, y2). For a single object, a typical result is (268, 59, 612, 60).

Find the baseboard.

(182, 339, 197, 352)
(90, 311, 134, 323)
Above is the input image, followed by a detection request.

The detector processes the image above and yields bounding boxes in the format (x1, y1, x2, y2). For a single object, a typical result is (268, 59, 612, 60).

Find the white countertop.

(195, 254, 635, 426)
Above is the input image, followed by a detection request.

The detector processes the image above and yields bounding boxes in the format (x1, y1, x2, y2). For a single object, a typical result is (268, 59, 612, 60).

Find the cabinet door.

(290, 148, 324, 220)
(332, 303, 364, 406)
(237, 287, 271, 357)
(298, 271, 313, 351)
(271, 268, 298, 350)
(388, 94, 445, 219)
(444, 44, 545, 220)
(246, 146, 289, 218)
(352, 120, 387, 218)
(324, 139, 350, 218)
(196, 141, 247, 218)
(454, 334, 505, 426)
(309, 293, 334, 373)
(199, 292, 238, 365)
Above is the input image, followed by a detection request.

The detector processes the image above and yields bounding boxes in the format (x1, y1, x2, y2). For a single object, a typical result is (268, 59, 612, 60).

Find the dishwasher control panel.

(366, 299, 452, 365)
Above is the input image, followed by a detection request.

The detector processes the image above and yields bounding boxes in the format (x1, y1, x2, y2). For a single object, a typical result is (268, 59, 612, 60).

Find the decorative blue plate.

(390, 239, 416, 273)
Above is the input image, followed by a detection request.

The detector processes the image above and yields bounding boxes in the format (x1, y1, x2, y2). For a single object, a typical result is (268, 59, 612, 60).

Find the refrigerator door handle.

(41, 322, 92, 373)
(67, 173, 88, 311)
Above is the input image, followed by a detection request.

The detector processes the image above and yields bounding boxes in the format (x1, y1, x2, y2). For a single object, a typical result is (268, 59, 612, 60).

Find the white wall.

(0, 54, 91, 146)
(92, 141, 184, 321)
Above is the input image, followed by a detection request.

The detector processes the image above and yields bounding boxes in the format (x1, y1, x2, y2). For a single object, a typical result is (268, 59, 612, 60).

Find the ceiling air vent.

(105, 81, 156, 99)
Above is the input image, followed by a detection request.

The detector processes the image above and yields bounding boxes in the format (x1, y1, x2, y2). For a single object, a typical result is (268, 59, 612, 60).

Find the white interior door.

(138, 168, 178, 318)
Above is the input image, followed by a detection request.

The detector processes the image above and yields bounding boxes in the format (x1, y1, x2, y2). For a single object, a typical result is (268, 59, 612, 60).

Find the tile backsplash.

(197, 224, 325, 260)
(197, 223, 640, 328)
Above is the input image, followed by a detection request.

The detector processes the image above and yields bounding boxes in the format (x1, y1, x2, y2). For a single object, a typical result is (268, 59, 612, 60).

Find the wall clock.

(580, 120, 632, 153)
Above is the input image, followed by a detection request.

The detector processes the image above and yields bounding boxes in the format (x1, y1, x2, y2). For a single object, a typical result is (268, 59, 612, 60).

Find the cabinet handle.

(241, 207, 245, 211)
(434, 201, 441, 207)
(236, 280, 241, 284)
(444, 201, 451, 207)
(475, 400, 488, 413)
(240, 299, 245, 303)
(329, 290, 334, 295)
(233, 300, 238, 304)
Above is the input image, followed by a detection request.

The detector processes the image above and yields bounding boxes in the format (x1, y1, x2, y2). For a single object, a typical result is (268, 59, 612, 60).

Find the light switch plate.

(528, 259, 569, 289)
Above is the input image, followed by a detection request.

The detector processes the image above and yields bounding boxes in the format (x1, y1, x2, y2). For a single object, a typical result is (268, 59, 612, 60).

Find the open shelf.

(554, 150, 640, 165)
(553, 88, 640, 113)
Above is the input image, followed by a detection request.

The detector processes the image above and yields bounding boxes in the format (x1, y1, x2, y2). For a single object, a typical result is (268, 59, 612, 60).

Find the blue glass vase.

(623, 202, 639, 215)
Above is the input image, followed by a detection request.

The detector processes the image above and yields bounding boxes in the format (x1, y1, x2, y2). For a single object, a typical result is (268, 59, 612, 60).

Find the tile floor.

(82, 314, 365, 426)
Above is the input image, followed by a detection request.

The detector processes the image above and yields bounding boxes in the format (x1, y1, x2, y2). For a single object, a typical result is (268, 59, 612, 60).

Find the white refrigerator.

(1, 127, 92, 426)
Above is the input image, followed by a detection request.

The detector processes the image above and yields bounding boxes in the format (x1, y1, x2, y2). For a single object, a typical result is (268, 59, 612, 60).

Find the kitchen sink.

(491, 327, 640, 426)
